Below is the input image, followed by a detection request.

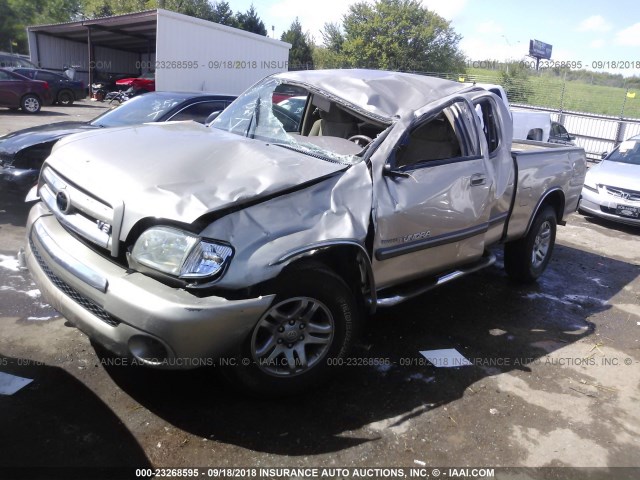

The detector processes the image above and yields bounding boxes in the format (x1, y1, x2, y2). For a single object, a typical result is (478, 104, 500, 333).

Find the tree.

(0, 0, 21, 53)
(81, 0, 147, 18)
(320, 22, 343, 53)
(236, 4, 266, 36)
(161, 0, 215, 21)
(340, 0, 466, 73)
(1, 0, 83, 54)
(211, 1, 237, 27)
(82, 0, 217, 22)
(281, 18, 313, 69)
(312, 46, 345, 69)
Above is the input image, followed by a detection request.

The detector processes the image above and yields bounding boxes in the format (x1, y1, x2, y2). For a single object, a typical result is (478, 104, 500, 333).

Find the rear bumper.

(25, 202, 275, 368)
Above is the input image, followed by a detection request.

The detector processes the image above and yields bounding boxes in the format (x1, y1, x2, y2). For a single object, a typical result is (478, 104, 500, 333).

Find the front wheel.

(21, 94, 41, 113)
(226, 263, 360, 396)
(504, 206, 557, 283)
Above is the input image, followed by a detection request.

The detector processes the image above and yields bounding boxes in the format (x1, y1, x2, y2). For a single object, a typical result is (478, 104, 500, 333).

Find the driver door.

(371, 95, 496, 289)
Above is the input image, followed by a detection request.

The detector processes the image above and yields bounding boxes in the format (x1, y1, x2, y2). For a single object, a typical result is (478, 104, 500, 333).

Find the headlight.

(583, 170, 598, 193)
(131, 226, 233, 279)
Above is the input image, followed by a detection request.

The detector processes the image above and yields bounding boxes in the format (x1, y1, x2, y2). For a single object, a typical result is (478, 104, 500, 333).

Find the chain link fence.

(419, 71, 639, 120)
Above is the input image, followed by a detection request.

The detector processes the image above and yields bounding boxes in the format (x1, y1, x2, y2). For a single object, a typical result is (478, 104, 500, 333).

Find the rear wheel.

(226, 262, 360, 396)
(21, 94, 41, 113)
(505, 206, 557, 283)
(57, 90, 74, 106)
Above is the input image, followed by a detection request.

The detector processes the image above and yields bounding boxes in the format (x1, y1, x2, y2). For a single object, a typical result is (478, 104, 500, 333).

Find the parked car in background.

(91, 72, 138, 101)
(277, 95, 307, 117)
(116, 71, 155, 92)
(549, 121, 576, 146)
(9, 68, 86, 105)
(0, 67, 53, 113)
(272, 83, 307, 103)
(476, 82, 576, 146)
(579, 135, 640, 226)
(0, 91, 236, 195)
(0, 52, 39, 69)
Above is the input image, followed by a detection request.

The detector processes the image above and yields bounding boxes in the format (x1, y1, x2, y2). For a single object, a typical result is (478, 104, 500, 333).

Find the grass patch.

(458, 68, 640, 118)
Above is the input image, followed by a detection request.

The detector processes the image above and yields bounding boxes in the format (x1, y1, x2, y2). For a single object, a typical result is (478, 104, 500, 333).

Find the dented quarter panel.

(200, 160, 373, 289)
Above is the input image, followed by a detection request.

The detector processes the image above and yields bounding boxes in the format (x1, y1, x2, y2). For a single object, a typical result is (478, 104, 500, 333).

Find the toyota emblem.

(56, 191, 72, 213)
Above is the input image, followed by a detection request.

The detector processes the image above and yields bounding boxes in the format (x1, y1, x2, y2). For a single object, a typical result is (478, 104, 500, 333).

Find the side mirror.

(205, 110, 222, 126)
(601, 151, 608, 159)
(569, 135, 576, 141)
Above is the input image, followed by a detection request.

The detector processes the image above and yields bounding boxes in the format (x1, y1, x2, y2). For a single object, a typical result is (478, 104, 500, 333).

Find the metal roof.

(28, 10, 158, 54)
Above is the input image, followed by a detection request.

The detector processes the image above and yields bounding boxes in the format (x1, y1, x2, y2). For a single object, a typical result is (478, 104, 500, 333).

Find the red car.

(115, 71, 155, 92)
(0, 68, 53, 113)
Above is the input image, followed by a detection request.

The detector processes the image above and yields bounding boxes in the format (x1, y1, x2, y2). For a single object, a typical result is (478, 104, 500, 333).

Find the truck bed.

(506, 140, 587, 240)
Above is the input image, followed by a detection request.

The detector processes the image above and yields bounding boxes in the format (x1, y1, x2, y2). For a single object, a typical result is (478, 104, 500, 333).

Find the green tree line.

(2, 0, 467, 76)
(0, 0, 268, 54)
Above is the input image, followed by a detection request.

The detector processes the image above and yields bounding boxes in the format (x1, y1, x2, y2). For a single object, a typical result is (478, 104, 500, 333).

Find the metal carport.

(27, 9, 290, 95)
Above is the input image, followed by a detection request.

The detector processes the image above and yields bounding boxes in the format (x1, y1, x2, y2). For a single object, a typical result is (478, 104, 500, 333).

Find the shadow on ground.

(0, 354, 151, 470)
(0, 192, 33, 228)
(100, 243, 638, 456)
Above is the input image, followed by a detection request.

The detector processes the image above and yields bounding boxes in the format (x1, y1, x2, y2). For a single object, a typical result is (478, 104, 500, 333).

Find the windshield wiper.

(247, 97, 261, 139)
(272, 143, 346, 164)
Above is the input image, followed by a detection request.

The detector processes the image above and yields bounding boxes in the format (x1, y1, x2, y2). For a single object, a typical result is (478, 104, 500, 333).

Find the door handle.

(470, 173, 486, 186)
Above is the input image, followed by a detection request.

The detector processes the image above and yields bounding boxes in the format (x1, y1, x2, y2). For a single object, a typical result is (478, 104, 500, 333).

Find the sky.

(229, 0, 640, 77)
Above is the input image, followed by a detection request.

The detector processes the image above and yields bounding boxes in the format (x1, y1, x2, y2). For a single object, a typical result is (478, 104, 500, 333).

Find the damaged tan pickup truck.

(23, 70, 587, 393)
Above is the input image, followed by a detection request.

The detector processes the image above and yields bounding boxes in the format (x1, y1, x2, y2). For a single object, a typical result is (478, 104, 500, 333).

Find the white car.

(579, 135, 640, 226)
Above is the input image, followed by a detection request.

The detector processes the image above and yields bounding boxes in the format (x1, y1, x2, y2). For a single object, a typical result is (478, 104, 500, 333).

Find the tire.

(21, 94, 41, 114)
(225, 262, 360, 396)
(504, 206, 557, 283)
(57, 90, 74, 106)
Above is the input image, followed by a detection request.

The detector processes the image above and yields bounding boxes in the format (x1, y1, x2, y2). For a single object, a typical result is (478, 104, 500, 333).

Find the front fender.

(200, 161, 373, 289)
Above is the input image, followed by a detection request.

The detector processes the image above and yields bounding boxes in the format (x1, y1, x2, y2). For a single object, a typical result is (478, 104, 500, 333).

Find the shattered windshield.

(211, 78, 363, 165)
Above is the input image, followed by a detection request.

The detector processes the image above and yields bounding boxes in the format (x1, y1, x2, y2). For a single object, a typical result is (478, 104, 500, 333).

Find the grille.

(604, 185, 640, 202)
(40, 166, 118, 255)
(30, 237, 120, 327)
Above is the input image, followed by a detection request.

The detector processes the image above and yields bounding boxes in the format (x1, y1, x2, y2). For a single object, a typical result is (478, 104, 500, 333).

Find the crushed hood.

(46, 122, 349, 231)
(0, 121, 96, 158)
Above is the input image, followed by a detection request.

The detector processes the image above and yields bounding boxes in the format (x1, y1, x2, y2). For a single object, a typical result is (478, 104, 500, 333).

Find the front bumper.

(579, 187, 640, 227)
(0, 165, 38, 194)
(25, 202, 275, 368)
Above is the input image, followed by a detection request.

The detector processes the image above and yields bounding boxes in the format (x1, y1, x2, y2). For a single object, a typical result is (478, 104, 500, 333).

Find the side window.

(38, 72, 60, 82)
(474, 98, 500, 155)
(558, 124, 569, 137)
(395, 112, 463, 168)
(0, 71, 12, 80)
(169, 101, 228, 123)
(14, 69, 33, 79)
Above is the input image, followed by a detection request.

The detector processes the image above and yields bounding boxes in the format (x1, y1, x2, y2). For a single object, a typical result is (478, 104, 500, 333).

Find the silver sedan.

(580, 135, 640, 226)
